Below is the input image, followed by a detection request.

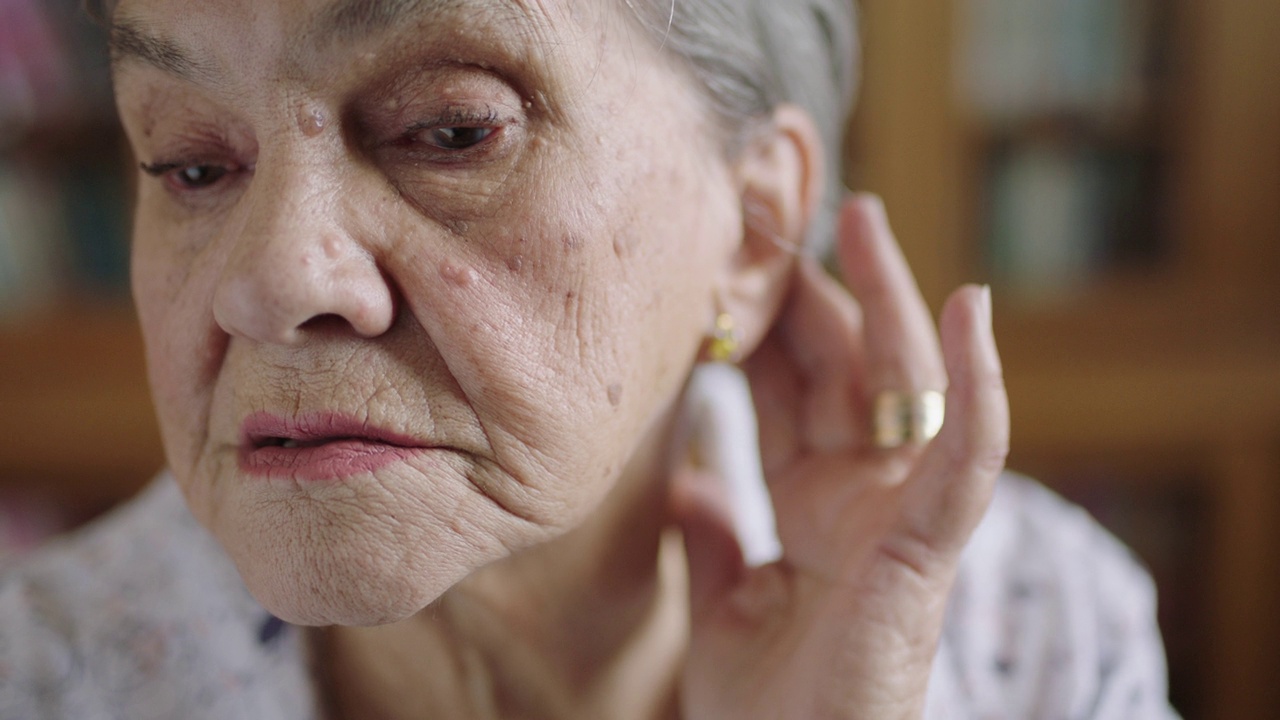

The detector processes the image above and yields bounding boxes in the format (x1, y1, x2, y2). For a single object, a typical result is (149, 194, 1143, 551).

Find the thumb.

(670, 465, 746, 620)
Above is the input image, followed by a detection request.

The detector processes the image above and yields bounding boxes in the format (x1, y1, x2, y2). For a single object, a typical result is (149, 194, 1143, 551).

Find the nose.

(212, 163, 395, 346)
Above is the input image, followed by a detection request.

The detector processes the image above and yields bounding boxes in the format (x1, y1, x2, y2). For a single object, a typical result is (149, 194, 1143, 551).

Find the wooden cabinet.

(851, 0, 1280, 717)
(0, 303, 161, 518)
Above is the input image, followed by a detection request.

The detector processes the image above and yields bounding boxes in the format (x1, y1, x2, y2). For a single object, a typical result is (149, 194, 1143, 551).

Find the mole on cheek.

(612, 230, 640, 260)
(506, 255, 525, 273)
(607, 383, 623, 407)
(439, 261, 477, 288)
(296, 105, 327, 137)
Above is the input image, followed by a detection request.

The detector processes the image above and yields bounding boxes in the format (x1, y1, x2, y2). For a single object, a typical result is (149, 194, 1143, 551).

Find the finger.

(742, 339, 803, 476)
(745, 255, 866, 460)
(836, 195, 947, 402)
(670, 465, 746, 619)
(896, 285, 1009, 561)
(784, 258, 867, 452)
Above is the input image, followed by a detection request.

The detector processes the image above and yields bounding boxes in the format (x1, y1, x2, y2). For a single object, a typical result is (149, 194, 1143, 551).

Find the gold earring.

(707, 312, 740, 363)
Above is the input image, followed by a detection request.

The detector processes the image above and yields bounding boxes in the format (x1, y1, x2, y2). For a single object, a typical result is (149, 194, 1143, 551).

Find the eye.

(140, 161, 235, 191)
(172, 164, 229, 188)
(403, 107, 506, 155)
(422, 126, 496, 151)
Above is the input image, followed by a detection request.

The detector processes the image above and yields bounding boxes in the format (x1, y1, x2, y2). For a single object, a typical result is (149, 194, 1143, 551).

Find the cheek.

(131, 214, 227, 488)
(382, 143, 738, 521)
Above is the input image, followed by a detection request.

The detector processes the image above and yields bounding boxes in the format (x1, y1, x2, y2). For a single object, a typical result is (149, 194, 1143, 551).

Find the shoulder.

(0, 475, 317, 720)
(926, 473, 1180, 719)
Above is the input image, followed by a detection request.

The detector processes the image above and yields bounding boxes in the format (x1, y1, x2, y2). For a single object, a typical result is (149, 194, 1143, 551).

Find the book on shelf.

(956, 0, 1172, 299)
(0, 156, 130, 318)
(0, 161, 66, 318)
(985, 141, 1105, 300)
(0, 0, 129, 316)
(956, 0, 1155, 124)
(983, 139, 1167, 301)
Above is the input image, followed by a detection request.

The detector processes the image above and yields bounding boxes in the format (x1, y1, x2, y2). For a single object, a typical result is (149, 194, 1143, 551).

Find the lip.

(238, 411, 430, 482)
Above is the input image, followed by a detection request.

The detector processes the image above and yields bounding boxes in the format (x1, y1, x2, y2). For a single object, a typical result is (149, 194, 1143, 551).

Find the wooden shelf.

(1005, 348, 1280, 453)
(0, 301, 162, 513)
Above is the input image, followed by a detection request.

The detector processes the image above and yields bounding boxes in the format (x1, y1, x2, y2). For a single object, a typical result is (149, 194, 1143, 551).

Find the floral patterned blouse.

(0, 473, 1179, 719)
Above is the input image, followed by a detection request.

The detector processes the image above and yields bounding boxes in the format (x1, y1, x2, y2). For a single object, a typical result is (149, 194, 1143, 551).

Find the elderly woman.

(0, 0, 1177, 717)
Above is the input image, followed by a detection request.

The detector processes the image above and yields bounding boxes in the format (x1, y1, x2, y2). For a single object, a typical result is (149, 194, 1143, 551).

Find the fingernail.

(858, 193, 887, 224)
(978, 284, 1002, 372)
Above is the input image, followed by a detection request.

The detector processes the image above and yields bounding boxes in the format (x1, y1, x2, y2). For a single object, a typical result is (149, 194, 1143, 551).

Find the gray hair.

(623, 0, 860, 255)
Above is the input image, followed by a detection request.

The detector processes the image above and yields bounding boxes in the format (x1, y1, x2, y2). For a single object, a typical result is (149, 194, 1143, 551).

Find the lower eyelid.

(382, 125, 515, 166)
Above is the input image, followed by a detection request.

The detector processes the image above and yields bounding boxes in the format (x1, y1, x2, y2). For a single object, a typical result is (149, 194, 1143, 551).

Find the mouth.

(239, 412, 430, 482)
(253, 436, 386, 450)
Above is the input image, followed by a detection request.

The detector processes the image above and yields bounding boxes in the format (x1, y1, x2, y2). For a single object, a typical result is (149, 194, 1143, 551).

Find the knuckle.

(940, 426, 1008, 478)
(973, 440, 1010, 477)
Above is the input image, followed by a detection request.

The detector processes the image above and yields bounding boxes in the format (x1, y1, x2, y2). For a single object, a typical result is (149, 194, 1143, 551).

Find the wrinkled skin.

(115, 0, 1008, 717)
(119, 0, 745, 625)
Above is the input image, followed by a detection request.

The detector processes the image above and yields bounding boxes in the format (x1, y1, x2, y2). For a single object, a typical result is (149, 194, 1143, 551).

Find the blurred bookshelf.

(850, 0, 1280, 718)
(0, 0, 160, 542)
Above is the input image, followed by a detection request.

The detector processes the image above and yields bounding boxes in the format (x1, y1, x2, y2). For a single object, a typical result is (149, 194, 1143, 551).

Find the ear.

(715, 104, 825, 360)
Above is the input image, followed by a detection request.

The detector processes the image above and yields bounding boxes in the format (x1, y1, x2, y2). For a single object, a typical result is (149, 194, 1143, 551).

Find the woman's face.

(115, 0, 745, 624)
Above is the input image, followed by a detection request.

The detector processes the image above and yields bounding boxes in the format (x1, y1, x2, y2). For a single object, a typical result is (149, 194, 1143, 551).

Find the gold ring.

(873, 390, 945, 449)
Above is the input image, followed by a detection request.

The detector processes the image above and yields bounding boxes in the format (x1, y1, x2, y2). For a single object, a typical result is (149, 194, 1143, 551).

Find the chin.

(212, 482, 508, 627)
(241, 557, 451, 627)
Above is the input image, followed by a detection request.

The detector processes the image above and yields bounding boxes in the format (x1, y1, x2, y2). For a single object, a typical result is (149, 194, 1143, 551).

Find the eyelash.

(140, 160, 241, 193)
(402, 108, 507, 156)
(139, 108, 511, 198)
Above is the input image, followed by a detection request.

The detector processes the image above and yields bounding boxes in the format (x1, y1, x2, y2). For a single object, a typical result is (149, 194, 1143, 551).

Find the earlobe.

(713, 104, 826, 360)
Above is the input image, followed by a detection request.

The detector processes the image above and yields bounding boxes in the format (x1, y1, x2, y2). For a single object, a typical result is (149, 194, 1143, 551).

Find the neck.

(316, 422, 689, 720)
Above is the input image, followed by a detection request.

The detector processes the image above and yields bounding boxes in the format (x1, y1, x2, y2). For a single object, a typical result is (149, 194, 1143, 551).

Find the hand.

(672, 194, 1009, 719)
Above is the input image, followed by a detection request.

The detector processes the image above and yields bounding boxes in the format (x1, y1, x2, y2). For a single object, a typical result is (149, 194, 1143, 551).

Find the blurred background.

(1, 0, 1277, 718)
(848, 1, 1280, 718)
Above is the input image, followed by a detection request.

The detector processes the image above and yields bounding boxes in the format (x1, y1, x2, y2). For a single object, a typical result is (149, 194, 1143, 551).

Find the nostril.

(298, 313, 354, 335)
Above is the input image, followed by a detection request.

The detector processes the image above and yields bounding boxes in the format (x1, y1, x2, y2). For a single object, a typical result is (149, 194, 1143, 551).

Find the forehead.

(109, 0, 623, 86)
(111, 0, 559, 33)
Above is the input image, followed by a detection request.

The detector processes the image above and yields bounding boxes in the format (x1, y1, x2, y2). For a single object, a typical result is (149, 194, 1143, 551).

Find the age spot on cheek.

(607, 383, 623, 407)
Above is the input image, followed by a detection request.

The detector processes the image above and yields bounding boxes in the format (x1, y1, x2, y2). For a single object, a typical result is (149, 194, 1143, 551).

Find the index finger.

(836, 195, 948, 402)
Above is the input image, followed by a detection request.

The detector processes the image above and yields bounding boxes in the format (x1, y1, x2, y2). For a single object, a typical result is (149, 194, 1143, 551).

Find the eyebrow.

(108, 21, 212, 80)
(314, 0, 466, 41)
(110, 0, 521, 79)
